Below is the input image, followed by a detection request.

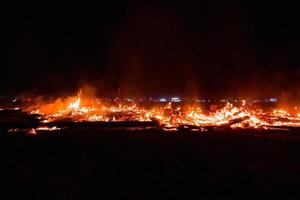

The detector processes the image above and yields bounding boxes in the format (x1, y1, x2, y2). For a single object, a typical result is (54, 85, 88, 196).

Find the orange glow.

(25, 92, 300, 131)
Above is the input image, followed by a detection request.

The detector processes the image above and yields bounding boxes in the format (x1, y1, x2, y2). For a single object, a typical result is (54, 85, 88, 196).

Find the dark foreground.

(0, 128, 300, 199)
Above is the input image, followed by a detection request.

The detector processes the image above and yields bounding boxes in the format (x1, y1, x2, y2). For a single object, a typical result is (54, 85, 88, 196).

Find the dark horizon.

(1, 1, 300, 99)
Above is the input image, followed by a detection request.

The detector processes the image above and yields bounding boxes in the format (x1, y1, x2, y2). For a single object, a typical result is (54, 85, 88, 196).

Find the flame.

(68, 98, 80, 110)
(25, 93, 300, 131)
(35, 126, 61, 131)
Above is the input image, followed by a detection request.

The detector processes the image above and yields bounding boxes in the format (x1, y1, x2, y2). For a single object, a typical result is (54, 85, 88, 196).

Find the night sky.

(1, 1, 300, 98)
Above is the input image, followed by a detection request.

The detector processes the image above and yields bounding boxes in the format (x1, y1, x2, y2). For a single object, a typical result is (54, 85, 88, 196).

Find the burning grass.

(19, 92, 300, 132)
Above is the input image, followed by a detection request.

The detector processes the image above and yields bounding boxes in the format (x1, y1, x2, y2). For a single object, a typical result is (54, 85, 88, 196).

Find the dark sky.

(1, 1, 300, 98)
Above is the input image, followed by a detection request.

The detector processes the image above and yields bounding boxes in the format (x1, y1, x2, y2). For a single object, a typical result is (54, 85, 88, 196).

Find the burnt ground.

(0, 129, 300, 199)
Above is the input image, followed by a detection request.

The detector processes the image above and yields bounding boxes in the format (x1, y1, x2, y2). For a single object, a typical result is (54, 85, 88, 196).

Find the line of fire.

(1, 88, 300, 135)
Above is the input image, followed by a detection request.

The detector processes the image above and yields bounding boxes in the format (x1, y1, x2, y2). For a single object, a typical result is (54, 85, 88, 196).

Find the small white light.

(159, 98, 167, 102)
(270, 98, 277, 102)
(171, 97, 181, 102)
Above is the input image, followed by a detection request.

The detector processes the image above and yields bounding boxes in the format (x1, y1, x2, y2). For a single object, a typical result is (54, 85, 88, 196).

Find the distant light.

(126, 98, 134, 102)
(270, 98, 277, 102)
(159, 98, 167, 102)
(171, 97, 181, 102)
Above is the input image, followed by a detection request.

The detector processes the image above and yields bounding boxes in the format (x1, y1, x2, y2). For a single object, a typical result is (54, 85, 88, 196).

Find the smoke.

(1, 1, 300, 101)
(107, 3, 201, 97)
(105, 1, 300, 99)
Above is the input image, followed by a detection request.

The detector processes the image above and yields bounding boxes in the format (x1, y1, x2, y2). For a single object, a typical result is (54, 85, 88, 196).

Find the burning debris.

(1, 91, 300, 135)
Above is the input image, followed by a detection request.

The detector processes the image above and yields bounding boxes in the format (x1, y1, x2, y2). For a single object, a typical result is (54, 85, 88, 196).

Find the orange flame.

(27, 93, 300, 131)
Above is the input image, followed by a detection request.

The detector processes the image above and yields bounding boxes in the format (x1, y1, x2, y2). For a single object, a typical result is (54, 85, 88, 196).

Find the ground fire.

(2, 89, 300, 134)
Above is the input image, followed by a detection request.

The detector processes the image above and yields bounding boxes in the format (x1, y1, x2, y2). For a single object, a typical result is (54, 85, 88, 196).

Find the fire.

(23, 92, 300, 131)
(68, 98, 81, 110)
(35, 126, 61, 131)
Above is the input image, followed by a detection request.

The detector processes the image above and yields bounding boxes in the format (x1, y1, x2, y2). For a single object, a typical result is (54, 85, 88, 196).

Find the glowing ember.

(35, 126, 61, 131)
(22, 92, 300, 131)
